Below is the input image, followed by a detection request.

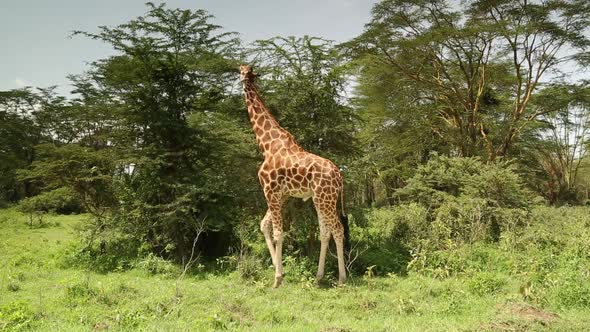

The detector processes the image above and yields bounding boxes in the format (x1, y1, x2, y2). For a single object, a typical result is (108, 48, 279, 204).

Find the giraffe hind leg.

(334, 229, 347, 285)
(260, 210, 276, 267)
(313, 194, 346, 286)
(271, 218, 284, 288)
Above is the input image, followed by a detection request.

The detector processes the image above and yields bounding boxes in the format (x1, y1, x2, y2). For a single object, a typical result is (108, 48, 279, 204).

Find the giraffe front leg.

(260, 210, 277, 267)
(315, 224, 330, 285)
(272, 227, 284, 288)
(266, 196, 285, 288)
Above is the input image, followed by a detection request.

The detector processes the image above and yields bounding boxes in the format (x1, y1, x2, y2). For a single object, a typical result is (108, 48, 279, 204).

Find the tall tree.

(346, 0, 590, 161)
(0, 89, 46, 202)
(65, 3, 256, 260)
(469, 0, 590, 158)
(533, 82, 590, 202)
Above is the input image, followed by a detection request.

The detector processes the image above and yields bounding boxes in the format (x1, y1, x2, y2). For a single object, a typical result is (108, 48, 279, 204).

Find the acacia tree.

(0, 89, 40, 202)
(469, 0, 590, 158)
(534, 83, 590, 202)
(347, 0, 590, 161)
(64, 3, 258, 260)
(13, 82, 119, 220)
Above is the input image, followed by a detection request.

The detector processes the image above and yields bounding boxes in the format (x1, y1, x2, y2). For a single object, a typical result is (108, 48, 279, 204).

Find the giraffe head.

(239, 64, 257, 82)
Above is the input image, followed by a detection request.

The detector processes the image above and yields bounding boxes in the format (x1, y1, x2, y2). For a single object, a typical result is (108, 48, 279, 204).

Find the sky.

(0, 0, 378, 94)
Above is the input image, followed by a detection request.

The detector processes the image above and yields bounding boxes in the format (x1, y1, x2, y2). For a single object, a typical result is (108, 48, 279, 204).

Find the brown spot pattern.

(241, 64, 346, 286)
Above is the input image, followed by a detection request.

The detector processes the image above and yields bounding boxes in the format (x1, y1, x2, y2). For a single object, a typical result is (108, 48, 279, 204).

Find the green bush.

(394, 155, 531, 247)
(283, 255, 316, 283)
(396, 154, 532, 209)
(17, 187, 81, 216)
(0, 301, 37, 330)
(64, 282, 98, 306)
(135, 253, 180, 277)
(432, 196, 528, 244)
(467, 272, 506, 296)
(554, 276, 590, 308)
(60, 231, 140, 273)
(407, 243, 513, 278)
(348, 204, 427, 275)
(237, 254, 265, 280)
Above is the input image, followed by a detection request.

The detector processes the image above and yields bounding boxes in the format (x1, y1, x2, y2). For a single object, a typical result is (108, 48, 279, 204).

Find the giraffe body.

(240, 64, 348, 287)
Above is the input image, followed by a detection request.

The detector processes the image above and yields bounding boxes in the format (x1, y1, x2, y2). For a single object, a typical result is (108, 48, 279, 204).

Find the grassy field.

(1, 208, 589, 331)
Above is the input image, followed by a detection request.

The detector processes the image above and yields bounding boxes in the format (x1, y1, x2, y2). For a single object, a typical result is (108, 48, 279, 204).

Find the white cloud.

(14, 78, 29, 88)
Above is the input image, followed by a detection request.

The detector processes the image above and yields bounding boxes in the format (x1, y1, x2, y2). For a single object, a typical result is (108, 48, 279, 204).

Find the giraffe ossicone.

(239, 64, 350, 288)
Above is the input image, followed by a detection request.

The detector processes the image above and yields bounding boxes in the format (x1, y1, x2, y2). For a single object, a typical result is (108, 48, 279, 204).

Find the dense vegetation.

(1, 207, 589, 330)
(1, 1, 590, 330)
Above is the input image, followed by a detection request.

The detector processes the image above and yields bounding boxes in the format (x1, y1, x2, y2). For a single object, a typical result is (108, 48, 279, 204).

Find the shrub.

(65, 282, 98, 305)
(432, 196, 529, 244)
(0, 301, 36, 330)
(60, 230, 140, 273)
(16, 187, 81, 227)
(283, 255, 316, 282)
(467, 272, 506, 296)
(17, 187, 81, 215)
(348, 204, 427, 275)
(396, 154, 532, 209)
(237, 254, 265, 280)
(407, 243, 513, 278)
(394, 155, 531, 247)
(7, 280, 21, 292)
(554, 277, 590, 308)
(135, 253, 180, 277)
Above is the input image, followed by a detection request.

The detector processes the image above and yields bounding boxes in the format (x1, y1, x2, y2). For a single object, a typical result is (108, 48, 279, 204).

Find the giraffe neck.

(242, 80, 300, 158)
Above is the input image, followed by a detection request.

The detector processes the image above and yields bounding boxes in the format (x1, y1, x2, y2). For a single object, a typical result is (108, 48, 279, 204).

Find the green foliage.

(395, 155, 531, 245)
(0, 89, 42, 204)
(344, 0, 590, 204)
(17, 187, 80, 215)
(60, 3, 261, 261)
(0, 301, 37, 331)
(348, 158, 550, 278)
(17, 143, 116, 216)
(529, 83, 590, 203)
(2, 208, 590, 330)
(16, 187, 81, 228)
(7, 279, 21, 292)
(348, 0, 590, 160)
(252, 36, 358, 162)
(60, 230, 140, 273)
(347, 155, 534, 274)
(349, 204, 426, 274)
(467, 272, 506, 296)
(236, 254, 265, 281)
(64, 281, 98, 306)
(134, 253, 180, 277)
(397, 155, 531, 208)
(554, 276, 590, 309)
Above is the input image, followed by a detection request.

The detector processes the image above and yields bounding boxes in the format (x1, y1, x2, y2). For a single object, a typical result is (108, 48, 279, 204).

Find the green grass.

(1, 208, 590, 331)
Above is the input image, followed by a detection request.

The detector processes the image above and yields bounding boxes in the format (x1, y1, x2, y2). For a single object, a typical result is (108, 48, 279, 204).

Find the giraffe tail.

(339, 185, 351, 253)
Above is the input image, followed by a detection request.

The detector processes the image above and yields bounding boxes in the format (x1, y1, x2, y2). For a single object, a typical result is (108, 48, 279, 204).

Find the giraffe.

(239, 64, 350, 288)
